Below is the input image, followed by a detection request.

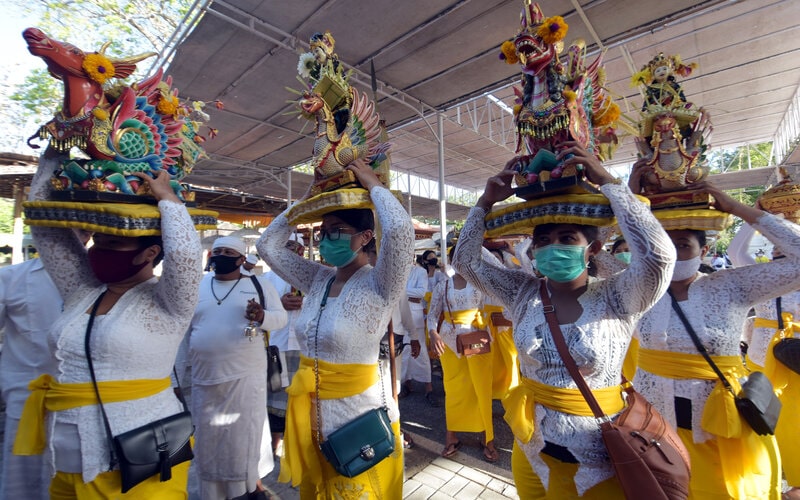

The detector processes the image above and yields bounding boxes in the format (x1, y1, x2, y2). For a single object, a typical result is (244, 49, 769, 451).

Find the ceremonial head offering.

(497, 1, 621, 200)
(21, 28, 217, 235)
(758, 169, 800, 224)
(287, 30, 393, 225)
(630, 52, 711, 200)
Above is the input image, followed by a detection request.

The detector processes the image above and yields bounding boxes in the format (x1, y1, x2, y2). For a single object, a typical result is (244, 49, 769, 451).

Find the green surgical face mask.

(614, 252, 632, 264)
(533, 243, 589, 283)
(319, 233, 359, 267)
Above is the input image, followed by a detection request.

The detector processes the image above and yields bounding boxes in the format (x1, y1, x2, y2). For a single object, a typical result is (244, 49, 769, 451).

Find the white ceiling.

(164, 0, 800, 218)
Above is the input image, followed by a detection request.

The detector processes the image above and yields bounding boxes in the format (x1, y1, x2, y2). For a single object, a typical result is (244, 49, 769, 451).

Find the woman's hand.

(701, 182, 764, 224)
(410, 339, 421, 358)
(556, 141, 616, 186)
(477, 158, 519, 210)
(346, 158, 383, 191)
(131, 170, 181, 204)
(429, 331, 445, 359)
(627, 156, 650, 194)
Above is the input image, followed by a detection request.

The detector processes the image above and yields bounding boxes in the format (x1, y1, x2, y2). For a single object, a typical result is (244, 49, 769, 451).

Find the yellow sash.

(638, 347, 776, 496)
(754, 315, 799, 391)
(13, 374, 170, 455)
(279, 355, 379, 487)
(502, 377, 624, 443)
(444, 309, 485, 328)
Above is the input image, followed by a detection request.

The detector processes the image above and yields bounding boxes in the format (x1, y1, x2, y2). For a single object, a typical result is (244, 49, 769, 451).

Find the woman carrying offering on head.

(453, 142, 676, 498)
(257, 159, 414, 497)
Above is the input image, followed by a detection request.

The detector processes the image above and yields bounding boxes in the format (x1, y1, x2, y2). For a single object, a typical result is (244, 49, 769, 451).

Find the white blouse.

(635, 213, 800, 444)
(454, 182, 675, 494)
(28, 157, 202, 483)
(426, 277, 484, 354)
(257, 186, 414, 437)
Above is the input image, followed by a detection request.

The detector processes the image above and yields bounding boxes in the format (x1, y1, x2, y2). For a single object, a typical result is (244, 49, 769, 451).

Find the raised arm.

(601, 182, 676, 317)
(28, 151, 98, 301)
(727, 222, 757, 267)
(258, 212, 324, 295)
(365, 184, 415, 302)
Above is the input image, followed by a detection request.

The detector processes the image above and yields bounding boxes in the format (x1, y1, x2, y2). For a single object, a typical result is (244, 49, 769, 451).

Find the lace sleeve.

(369, 186, 414, 302)
(427, 280, 446, 332)
(154, 200, 203, 318)
(454, 206, 537, 309)
(710, 214, 800, 306)
(257, 276, 288, 331)
(28, 155, 98, 301)
(728, 223, 757, 267)
(258, 211, 324, 295)
(600, 183, 676, 317)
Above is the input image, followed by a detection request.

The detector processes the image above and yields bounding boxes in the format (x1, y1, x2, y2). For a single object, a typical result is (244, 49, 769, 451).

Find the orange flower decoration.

(157, 95, 180, 116)
(82, 53, 116, 84)
(537, 16, 568, 45)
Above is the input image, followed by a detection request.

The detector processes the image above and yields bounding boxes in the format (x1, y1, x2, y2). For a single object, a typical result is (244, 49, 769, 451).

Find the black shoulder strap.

(667, 289, 736, 398)
(250, 274, 265, 307)
(777, 297, 784, 330)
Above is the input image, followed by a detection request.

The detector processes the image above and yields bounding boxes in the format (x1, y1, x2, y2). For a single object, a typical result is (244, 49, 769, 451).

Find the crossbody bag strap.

(667, 289, 737, 398)
(539, 280, 610, 423)
(445, 279, 456, 329)
(83, 291, 118, 471)
(776, 297, 784, 330)
(249, 275, 268, 343)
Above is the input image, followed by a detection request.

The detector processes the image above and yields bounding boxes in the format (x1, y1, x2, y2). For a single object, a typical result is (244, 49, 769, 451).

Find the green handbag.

(320, 407, 395, 477)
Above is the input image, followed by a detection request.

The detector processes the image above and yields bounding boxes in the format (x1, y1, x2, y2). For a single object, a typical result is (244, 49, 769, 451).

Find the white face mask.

(671, 256, 701, 282)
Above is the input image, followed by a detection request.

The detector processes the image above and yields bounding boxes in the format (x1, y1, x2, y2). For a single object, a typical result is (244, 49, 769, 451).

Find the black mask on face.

(426, 258, 438, 267)
(209, 255, 241, 274)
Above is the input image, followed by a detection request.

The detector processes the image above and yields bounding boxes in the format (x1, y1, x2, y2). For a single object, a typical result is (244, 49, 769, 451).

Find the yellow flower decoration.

(157, 95, 180, 116)
(593, 100, 620, 127)
(562, 89, 577, 102)
(92, 107, 109, 120)
(500, 40, 519, 65)
(537, 16, 568, 44)
(82, 53, 116, 84)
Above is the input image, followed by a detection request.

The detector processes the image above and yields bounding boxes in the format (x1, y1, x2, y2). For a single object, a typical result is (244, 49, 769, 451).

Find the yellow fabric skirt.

(676, 427, 781, 499)
(511, 441, 623, 499)
(745, 359, 800, 487)
(48, 459, 190, 500)
(440, 346, 495, 442)
(491, 328, 520, 400)
(298, 420, 403, 500)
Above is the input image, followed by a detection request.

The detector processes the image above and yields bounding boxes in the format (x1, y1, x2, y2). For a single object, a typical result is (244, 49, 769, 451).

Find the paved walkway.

(260, 430, 518, 500)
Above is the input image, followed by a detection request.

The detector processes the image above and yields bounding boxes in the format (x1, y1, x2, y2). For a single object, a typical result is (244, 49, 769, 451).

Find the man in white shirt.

(188, 236, 287, 500)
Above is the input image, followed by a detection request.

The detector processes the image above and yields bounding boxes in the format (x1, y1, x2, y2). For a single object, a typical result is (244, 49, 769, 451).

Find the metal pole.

(437, 113, 448, 268)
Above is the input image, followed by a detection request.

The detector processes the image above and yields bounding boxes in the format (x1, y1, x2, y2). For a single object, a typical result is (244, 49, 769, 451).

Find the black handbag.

(772, 297, 800, 375)
(266, 345, 283, 393)
(252, 276, 284, 393)
(85, 292, 194, 493)
(670, 291, 782, 435)
(313, 278, 395, 477)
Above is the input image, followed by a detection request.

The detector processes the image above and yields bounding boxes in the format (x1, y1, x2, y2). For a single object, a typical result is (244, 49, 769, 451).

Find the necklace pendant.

(217, 301, 222, 305)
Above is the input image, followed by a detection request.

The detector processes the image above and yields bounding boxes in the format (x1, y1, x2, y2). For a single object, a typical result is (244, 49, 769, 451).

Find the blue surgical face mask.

(614, 252, 632, 264)
(319, 233, 359, 267)
(533, 243, 589, 283)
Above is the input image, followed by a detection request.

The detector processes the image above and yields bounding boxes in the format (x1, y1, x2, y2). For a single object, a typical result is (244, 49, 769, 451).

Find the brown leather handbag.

(541, 281, 690, 500)
(490, 311, 513, 328)
(443, 280, 491, 357)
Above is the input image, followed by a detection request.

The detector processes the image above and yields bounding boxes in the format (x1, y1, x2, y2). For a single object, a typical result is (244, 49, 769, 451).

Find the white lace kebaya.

(634, 213, 800, 444)
(28, 157, 203, 483)
(257, 186, 414, 437)
(454, 183, 675, 494)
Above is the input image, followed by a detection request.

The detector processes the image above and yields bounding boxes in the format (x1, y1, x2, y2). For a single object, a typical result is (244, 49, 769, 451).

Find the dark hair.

(363, 237, 377, 255)
(325, 208, 375, 232)
(139, 235, 164, 267)
(688, 230, 707, 247)
(532, 223, 599, 243)
(417, 249, 436, 267)
(611, 239, 627, 253)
